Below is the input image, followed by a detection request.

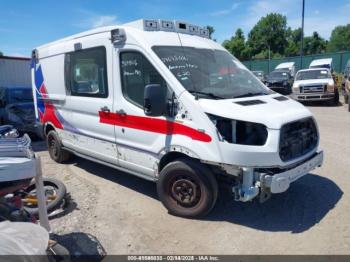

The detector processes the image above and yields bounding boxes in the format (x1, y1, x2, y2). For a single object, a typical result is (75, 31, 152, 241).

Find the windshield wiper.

(188, 90, 224, 99)
(233, 92, 268, 99)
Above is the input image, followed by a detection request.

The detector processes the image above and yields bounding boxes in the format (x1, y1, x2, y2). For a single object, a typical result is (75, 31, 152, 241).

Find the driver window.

(120, 51, 167, 107)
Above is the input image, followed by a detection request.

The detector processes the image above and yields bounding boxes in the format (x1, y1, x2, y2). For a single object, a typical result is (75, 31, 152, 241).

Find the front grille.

(279, 117, 318, 162)
(269, 82, 283, 88)
(300, 84, 325, 93)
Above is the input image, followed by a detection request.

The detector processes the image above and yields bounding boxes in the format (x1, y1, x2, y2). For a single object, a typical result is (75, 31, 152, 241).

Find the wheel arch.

(158, 146, 200, 174)
(44, 122, 56, 136)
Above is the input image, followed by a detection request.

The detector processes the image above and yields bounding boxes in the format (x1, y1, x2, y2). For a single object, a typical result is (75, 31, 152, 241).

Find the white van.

(275, 62, 296, 77)
(309, 58, 333, 71)
(31, 19, 323, 217)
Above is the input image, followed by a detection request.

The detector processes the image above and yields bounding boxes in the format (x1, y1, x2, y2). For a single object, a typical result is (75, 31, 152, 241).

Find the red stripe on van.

(99, 112, 212, 143)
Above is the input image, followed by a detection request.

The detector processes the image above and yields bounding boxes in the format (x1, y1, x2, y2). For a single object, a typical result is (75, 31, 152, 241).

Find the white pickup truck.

(292, 68, 339, 105)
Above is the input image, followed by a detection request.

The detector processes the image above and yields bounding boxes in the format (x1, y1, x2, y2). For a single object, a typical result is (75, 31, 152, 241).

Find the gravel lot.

(33, 98, 350, 255)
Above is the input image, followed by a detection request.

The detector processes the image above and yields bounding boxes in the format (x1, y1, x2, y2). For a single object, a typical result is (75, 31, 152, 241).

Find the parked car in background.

(265, 70, 293, 94)
(0, 87, 36, 135)
(275, 62, 296, 77)
(252, 70, 266, 83)
(291, 68, 339, 105)
(309, 58, 333, 71)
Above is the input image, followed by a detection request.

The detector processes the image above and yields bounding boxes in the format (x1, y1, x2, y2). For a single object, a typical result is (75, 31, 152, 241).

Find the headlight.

(327, 83, 335, 92)
(292, 85, 299, 93)
(207, 114, 268, 146)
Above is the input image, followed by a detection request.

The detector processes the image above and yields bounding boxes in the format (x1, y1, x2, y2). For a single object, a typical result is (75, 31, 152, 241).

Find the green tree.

(285, 27, 302, 56)
(303, 32, 327, 55)
(246, 13, 288, 58)
(206, 25, 215, 39)
(223, 28, 247, 60)
(327, 24, 350, 52)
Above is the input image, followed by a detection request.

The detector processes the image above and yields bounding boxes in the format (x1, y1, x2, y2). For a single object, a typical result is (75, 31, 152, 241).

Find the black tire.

(23, 178, 67, 216)
(157, 158, 218, 218)
(333, 90, 339, 105)
(46, 130, 71, 163)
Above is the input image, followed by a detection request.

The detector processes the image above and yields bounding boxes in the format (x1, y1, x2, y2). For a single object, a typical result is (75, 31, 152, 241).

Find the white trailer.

(275, 62, 296, 77)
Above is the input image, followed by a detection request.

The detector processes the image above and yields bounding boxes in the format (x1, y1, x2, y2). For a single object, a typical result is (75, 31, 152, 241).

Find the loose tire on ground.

(157, 158, 218, 218)
(23, 177, 67, 216)
(46, 130, 71, 163)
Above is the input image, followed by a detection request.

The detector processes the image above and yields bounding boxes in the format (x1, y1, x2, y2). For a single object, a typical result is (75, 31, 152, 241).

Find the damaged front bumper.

(261, 151, 323, 193)
(232, 151, 324, 202)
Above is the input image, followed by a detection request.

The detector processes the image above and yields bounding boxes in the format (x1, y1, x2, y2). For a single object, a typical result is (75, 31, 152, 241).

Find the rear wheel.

(46, 130, 71, 163)
(157, 158, 218, 218)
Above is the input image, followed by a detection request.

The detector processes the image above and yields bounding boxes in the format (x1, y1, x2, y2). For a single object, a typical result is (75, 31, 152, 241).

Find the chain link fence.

(242, 51, 350, 74)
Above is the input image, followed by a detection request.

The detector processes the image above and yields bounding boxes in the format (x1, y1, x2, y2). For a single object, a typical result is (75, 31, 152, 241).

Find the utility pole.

(268, 45, 271, 73)
(300, 0, 305, 70)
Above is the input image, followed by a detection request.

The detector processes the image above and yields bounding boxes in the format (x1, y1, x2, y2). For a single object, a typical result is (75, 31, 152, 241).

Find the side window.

(67, 47, 108, 98)
(120, 51, 167, 107)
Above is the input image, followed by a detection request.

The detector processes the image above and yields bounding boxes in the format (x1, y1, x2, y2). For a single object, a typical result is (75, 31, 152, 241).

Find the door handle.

(100, 106, 110, 113)
(116, 109, 127, 116)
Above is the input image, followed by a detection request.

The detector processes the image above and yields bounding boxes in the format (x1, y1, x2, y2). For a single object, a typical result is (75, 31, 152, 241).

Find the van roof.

(297, 68, 331, 73)
(309, 58, 332, 67)
(36, 19, 210, 51)
(275, 62, 295, 69)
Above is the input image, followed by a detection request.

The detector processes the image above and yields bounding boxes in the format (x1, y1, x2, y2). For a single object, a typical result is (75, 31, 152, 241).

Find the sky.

(1, 0, 349, 57)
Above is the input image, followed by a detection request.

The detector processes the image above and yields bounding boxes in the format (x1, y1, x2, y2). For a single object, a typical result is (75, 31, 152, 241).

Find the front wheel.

(157, 158, 218, 218)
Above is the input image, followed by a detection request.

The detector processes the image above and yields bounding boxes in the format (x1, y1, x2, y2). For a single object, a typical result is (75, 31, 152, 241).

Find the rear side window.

(66, 47, 108, 98)
(120, 51, 167, 107)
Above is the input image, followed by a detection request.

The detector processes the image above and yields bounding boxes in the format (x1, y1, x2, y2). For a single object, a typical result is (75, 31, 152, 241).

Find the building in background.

(0, 56, 31, 88)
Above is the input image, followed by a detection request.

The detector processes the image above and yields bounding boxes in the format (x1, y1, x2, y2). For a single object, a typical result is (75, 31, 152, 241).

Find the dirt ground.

(32, 98, 350, 255)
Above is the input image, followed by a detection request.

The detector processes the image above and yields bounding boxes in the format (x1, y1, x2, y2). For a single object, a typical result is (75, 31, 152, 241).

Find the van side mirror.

(144, 84, 167, 117)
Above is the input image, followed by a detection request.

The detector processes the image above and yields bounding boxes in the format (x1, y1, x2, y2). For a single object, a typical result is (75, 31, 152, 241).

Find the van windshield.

(152, 46, 270, 99)
(296, 70, 331, 80)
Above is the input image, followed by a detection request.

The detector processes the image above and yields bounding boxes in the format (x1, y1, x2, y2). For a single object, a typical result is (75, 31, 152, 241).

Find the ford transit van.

(32, 19, 323, 217)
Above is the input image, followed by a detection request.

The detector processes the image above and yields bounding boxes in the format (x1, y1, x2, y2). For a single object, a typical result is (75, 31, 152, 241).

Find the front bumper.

(292, 92, 334, 101)
(267, 85, 289, 92)
(262, 151, 323, 193)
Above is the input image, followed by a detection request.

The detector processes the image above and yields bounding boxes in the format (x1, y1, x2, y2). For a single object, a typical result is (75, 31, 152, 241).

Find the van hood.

(294, 78, 332, 86)
(197, 94, 312, 129)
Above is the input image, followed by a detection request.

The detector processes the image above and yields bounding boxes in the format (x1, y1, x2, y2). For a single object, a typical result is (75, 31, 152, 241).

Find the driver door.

(111, 47, 169, 177)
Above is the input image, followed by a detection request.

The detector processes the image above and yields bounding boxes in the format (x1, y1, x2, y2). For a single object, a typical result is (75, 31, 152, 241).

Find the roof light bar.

(132, 19, 210, 38)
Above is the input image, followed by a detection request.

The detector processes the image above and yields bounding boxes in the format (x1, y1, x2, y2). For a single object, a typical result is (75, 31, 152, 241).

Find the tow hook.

(232, 167, 259, 202)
